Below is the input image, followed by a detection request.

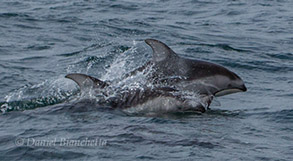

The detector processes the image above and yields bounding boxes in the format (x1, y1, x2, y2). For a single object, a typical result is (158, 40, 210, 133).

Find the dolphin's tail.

(65, 73, 108, 90)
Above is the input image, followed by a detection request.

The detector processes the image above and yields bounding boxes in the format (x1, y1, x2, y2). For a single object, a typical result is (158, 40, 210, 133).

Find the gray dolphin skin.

(65, 39, 247, 113)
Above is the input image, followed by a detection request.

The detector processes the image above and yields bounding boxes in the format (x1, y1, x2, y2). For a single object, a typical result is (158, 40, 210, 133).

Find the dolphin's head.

(180, 59, 247, 97)
(213, 71, 247, 97)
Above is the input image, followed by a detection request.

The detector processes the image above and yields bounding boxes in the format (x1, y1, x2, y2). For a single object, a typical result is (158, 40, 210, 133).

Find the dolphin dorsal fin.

(145, 39, 178, 62)
(65, 73, 108, 90)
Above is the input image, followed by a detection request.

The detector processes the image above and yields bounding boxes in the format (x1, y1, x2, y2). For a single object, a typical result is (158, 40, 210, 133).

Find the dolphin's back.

(185, 59, 240, 80)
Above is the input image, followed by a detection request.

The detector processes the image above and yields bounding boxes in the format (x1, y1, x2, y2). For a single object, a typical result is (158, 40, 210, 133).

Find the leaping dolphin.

(65, 39, 247, 113)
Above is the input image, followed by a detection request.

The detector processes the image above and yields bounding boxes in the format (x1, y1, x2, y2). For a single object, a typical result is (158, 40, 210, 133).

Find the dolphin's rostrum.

(65, 39, 247, 113)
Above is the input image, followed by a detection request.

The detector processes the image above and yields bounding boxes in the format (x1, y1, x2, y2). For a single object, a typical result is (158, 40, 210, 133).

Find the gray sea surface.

(0, 0, 293, 160)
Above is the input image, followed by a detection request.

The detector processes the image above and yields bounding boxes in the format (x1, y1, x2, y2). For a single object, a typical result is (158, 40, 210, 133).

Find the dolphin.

(65, 39, 247, 113)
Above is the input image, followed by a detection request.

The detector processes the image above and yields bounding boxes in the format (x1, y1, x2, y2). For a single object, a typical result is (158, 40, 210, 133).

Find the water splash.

(1, 77, 78, 113)
(1, 40, 207, 114)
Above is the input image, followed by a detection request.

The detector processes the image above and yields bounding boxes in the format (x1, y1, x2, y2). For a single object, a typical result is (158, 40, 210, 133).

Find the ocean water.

(1, 0, 293, 160)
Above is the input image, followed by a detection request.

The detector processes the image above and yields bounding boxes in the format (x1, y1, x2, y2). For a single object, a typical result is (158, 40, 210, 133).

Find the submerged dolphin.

(65, 39, 246, 113)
